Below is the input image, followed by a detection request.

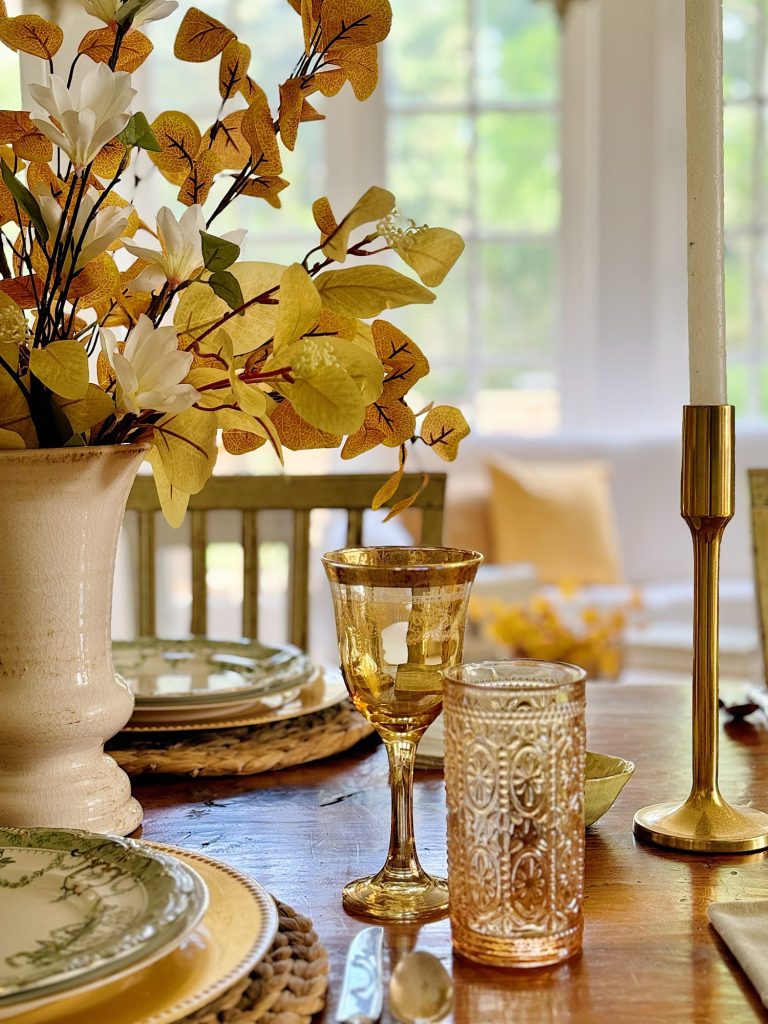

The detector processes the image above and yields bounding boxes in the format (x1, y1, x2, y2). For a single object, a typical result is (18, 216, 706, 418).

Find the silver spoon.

(388, 950, 454, 1024)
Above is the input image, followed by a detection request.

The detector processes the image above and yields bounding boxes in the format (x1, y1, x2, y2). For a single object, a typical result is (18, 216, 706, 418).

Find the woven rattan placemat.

(109, 699, 374, 776)
(183, 898, 328, 1024)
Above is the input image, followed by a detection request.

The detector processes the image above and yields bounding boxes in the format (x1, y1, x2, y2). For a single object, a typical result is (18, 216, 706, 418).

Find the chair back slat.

(241, 510, 259, 639)
(290, 509, 311, 650)
(126, 472, 446, 645)
(137, 510, 156, 637)
(346, 508, 364, 547)
(189, 509, 208, 636)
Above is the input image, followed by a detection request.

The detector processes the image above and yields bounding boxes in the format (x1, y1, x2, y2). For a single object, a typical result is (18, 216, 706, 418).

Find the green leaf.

(118, 112, 162, 152)
(1, 161, 48, 244)
(208, 270, 244, 310)
(28, 340, 89, 400)
(200, 230, 240, 273)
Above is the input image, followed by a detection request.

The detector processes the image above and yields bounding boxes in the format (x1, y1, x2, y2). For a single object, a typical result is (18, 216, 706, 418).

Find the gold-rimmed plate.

(11, 846, 279, 1024)
(122, 666, 348, 732)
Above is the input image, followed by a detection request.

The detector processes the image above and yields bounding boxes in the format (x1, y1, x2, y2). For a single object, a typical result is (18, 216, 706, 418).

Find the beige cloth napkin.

(708, 901, 768, 1005)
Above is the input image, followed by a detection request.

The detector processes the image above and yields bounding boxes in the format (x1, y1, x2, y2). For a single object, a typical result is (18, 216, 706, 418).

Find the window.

(724, 0, 768, 417)
(384, 0, 562, 434)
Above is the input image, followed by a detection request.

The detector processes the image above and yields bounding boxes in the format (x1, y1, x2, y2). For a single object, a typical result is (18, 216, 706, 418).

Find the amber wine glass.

(323, 546, 482, 921)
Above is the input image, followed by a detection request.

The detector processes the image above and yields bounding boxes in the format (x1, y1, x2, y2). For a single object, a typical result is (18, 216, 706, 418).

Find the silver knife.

(336, 926, 385, 1024)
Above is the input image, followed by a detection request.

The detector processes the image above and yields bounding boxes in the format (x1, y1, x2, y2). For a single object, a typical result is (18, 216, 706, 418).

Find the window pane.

(480, 240, 556, 359)
(388, 114, 472, 226)
(388, 252, 470, 360)
(388, 0, 470, 105)
(725, 238, 752, 355)
(724, 104, 757, 227)
(474, 374, 559, 435)
(478, 0, 559, 103)
(477, 112, 559, 232)
(723, 3, 762, 101)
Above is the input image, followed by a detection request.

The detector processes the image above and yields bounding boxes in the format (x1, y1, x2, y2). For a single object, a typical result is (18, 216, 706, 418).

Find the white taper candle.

(686, 0, 728, 405)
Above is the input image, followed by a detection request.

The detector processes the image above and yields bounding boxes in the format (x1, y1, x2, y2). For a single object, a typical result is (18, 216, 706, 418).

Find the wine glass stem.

(381, 737, 424, 881)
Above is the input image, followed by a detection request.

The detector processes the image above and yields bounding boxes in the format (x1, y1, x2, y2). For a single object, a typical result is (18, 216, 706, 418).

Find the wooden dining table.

(135, 681, 768, 1023)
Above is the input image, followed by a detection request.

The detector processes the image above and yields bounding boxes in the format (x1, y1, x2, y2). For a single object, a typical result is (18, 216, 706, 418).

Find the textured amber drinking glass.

(323, 546, 482, 921)
(443, 660, 586, 967)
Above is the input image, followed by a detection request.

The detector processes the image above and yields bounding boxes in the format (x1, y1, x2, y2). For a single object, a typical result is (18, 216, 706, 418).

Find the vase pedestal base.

(634, 796, 768, 853)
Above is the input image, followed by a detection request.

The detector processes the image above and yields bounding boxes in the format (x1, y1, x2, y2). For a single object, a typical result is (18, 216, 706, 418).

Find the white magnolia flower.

(124, 205, 246, 293)
(29, 60, 135, 174)
(81, 0, 179, 29)
(36, 186, 133, 274)
(101, 315, 199, 416)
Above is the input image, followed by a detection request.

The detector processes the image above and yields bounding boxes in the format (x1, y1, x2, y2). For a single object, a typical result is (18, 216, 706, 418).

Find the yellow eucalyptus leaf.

(324, 336, 383, 403)
(202, 109, 250, 171)
(240, 176, 288, 208)
(383, 474, 429, 522)
(277, 78, 303, 151)
(68, 252, 121, 308)
(147, 447, 189, 528)
(216, 406, 269, 435)
(175, 261, 285, 356)
(271, 400, 341, 451)
(149, 111, 202, 186)
(286, 363, 365, 435)
(372, 464, 403, 510)
(222, 428, 266, 455)
(0, 15, 62, 59)
(219, 38, 250, 100)
(394, 227, 465, 287)
(273, 262, 322, 352)
(54, 384, 114, 434)
(320, 0, 392, 49)
(178, 149, 220, 206)
(78, 26, 152, 72)
(0, 364, 36, 447)
(373, 320, 429, 396)
(29, 340, 89, 400)
(312, 196, 338, 241)
(327, 44, 378, 100)
(420, 405, 470, 461)
(313, 69, 346, 97)
(0, 110, 52, 164)
(321, 185, 394, 262)
(91, 137, 127, 179)
(0, 426, 24, 449)
(174, 7, 235, 62)
(152, 407, 218, 495)
(315, 265, 435, 318)
(299, 99, 324, 124)
(342, 395, 415, 458)
(241, 99, 281, 174)
(230, 373, 268, 417)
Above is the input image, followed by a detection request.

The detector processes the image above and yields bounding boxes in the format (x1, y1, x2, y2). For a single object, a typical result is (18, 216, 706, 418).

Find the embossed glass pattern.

(323, 547, 481, 921)
(443, 660, 586, 967)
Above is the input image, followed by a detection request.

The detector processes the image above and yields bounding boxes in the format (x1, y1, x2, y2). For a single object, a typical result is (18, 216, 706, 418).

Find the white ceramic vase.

(0, 443, 148, 836)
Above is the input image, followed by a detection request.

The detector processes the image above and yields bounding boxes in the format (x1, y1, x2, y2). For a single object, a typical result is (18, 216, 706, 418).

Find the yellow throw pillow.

(487, 457, 624, 584)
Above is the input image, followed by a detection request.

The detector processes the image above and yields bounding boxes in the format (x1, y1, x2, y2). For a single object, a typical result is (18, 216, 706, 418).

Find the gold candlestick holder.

(634, 405, 768, 853)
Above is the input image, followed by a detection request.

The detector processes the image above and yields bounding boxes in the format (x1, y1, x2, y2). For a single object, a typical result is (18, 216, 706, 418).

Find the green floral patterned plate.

(0, 828, 208, 1014)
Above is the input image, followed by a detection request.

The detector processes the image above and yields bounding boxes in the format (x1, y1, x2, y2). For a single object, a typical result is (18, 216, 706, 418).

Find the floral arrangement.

(0, 0, 468, 522)
(471, 589, 638, 681)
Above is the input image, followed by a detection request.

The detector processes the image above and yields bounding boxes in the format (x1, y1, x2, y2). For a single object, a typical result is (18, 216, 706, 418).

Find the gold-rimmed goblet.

(323, 546, 482, 922)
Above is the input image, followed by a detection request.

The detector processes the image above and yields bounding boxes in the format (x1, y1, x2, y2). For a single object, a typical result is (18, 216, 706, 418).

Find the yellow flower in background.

(475, 584, 637, 682)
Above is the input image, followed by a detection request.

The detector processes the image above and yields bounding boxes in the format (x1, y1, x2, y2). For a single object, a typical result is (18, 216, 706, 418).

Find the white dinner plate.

(0, 828, 208, 1017)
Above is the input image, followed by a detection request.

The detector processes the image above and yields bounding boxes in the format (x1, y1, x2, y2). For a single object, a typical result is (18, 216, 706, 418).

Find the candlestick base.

(634, 406, 768, 855)
(634, 798, 768, 854)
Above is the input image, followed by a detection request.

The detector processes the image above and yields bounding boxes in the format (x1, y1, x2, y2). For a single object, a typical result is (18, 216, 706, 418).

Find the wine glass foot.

(342, 873, 449, 922)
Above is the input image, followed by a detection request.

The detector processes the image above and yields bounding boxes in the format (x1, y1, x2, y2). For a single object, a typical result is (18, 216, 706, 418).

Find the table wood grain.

(134, 682, 768, 1023)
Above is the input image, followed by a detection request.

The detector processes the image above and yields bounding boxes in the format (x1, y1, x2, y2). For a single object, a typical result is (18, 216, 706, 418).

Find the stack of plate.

(0, 827, 278, 1024)
(115, 638, 348, 730)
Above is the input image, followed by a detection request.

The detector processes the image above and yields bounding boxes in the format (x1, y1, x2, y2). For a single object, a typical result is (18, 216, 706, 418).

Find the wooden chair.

(126, 473, 446, 651)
